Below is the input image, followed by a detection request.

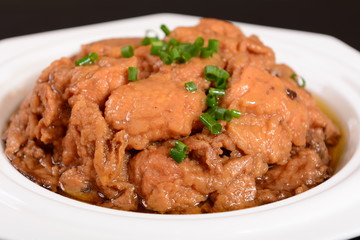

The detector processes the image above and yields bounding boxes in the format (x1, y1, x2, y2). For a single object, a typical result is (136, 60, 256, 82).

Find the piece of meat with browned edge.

(76, 38, 142, 59)
(105, 72, 206, 150)
(3, 62, 71, 190)
(65, 56, 138, 107)
(129, 132, 268, 213)
(61, 98, 137, 210)
(256, 148, 331, 205)
(224, 66, 311, 165)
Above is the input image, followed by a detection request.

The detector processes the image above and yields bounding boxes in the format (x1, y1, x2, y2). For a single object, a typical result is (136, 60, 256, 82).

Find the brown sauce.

(315, 96, 346, 170)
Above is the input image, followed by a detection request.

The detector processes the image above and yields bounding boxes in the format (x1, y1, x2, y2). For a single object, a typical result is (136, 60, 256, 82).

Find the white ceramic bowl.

(0, 13, 360, 240)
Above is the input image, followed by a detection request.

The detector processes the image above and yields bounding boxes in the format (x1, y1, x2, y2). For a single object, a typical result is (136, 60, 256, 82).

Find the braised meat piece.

(105, 73, 206, 150)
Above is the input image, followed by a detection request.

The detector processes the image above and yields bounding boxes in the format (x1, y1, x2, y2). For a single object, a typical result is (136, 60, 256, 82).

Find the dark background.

(0, 0, 359, 52)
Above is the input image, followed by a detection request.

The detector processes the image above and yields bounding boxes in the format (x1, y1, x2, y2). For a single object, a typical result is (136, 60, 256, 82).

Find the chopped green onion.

(188, 44, 201, 57)
(176, 57, 186, 64)
(145, 35, 220, 65)
(177, 51, 192, 63)
(179, 43, 192, 51)
(200, 48, 214, 58)
(230, 109, 241, 118)
(160, 24, 171, 36)
(141, 37, 151, 46)
(142, 30, 159, 45)
(218, 70, 230, 82)
(210, 107, 232, 122)
(205, 107, 241, 122)
(215, 78, 227, 89)
(170, 140, 188, 163)
(128, 67, 138, 81)
(141, 36, 159, 46)
(224, 110, 234, 122)
(174, 140, 188, 153)
(170, 47, 181, 61)
(184, 81, 198, 92)
(290, 73, 306, 88)
(170, 148, 187, 163)
(204, 65, 229, 89)
(204, 65, 230, 83)
(160, 51, 172, 65)
(206, 94, 218, 107)
(204, 65, 221, 81)
(150, 41, 163, 55)
(169, 38, 179, 46)
(199, 113, 222, 134)
(162, 42, 171, 51)
(194, 37, 205, 47)
(75, 52, 98, 66)
(208, 39, 219, 53)
(209, 88, 226, 96)
(206, 107, 216, 118)
(213, 107, 228, 121)
(199, 39, 219, 59)
(176, 43, 192, 62)
(121, 45, 134, 58)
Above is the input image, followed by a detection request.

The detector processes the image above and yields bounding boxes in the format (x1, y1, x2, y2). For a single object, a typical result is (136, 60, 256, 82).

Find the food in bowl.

(2, 18, 340, 214)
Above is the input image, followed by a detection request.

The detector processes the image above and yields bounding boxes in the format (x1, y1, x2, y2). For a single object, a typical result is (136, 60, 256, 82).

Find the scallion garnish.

(204, 67, 229, 109)
(143, 28, 220, 65)
(184, 81, 198, 92)
(160, 51, 172, 65)
(170, 148, 186, 163)
(178, 43, 196, 60)
(169, 38, 179, 46)
(199, 39, 219, 59)
(206, 94, 218, 108)
(204, 65, 230, 89)
(208, 39, 219, 53)
(204, 65, 230, 82)
(188, 44, 201, 57)
(215, 78, 227, 89)
(141, 29, 159, 46)
(128, 67, 138, 81)
(204, 65, 221, 81)
(229, 109, 241, 118)
(208, 107, 231, 122)
(75, 52, 98, 66)
(177, 50, 192, 63)
(205, 106, 241, 123)
(170, 140, 188, 163)
(214, 107, 229, 121)
(199, 113, 222, 134)
(160, 24, 171, 36)
(206, 107, 217, 118)
(121, 45, 134, 58)
(290, 73, 306, 88)
(174, 140, 188, 153)
(170, 148, 187, 163)
(179, 43, 191, 51)
(200, 48, 213, 58)
(209, 88, 226, 96)
(170, 47, 181, 61)
(142, 36, 159, 46)
(162, 42, 170, 51)
(150, 41, 163, 55)
(194, 37, 205, 47)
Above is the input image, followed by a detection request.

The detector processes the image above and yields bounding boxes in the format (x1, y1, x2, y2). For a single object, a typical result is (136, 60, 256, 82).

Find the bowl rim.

(1, 13, 360, 240)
